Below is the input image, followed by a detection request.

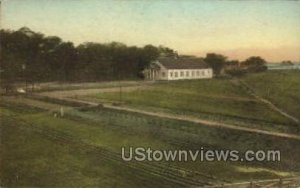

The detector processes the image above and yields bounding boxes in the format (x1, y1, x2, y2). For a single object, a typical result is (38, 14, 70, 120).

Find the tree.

(225, 67, 246, 77)
(158, 46, 176, 57)
(224, 60, 244, 77)
(0, 29, 25, 93)
(0, 57, 22, 94)
(281, 60, 293, 65)
(226, 60, 239, 66)
(1, 27, 175, 83)
(241, 56, 267, 72)
(204, 53, 227, 75)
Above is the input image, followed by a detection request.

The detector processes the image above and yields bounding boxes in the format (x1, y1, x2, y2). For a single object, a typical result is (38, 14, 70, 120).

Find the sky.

(1, 0, 300, 62)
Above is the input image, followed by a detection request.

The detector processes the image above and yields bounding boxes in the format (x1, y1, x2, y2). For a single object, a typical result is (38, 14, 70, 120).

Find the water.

(267, 63, 300, 70)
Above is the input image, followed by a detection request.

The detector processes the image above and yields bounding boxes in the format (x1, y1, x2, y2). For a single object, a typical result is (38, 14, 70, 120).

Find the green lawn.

(242, 70, 300, 121)
(1, 102, 299, 187)
(2, 72, 300, 186)
(82, 77, 297, 133)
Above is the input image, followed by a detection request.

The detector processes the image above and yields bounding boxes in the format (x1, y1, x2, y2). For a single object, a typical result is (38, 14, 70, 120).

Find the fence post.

(279, 178, 282, 188)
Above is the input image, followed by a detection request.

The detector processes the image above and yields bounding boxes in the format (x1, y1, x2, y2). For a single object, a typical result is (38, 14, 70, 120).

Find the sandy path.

(104, 104, 300, 141)
(27, 94, 300, 141)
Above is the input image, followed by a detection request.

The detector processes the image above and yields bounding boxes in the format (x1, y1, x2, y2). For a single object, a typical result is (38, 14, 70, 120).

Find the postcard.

(1, 0, 300, 187)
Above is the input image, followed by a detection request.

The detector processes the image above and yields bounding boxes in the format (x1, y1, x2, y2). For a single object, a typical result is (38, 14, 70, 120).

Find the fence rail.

(202, 176, 300, 188)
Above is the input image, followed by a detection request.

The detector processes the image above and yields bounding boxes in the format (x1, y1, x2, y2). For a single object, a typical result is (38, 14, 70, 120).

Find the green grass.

(0, 116, 175, 187)
(35, 80, 143, 92)
(83, 78, 296, 132)
(242, 70, 300, 121)
(1, 102, 299, 187)
(2, 71, 300, 187)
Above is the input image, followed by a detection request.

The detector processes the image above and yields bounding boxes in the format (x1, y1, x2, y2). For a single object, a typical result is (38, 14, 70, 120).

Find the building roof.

(157, 57, 210, 69)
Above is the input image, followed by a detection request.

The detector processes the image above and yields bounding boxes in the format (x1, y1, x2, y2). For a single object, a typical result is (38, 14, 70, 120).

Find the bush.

(246, 65, 267, 73)
(225, 68, 247, 77)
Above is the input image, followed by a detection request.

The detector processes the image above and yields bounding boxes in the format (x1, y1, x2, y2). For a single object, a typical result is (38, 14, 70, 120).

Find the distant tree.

(0, 58, 22, 93)
(179, 55, 197, 59)
(281, 60, 293, 65)
(225, 67, 247, 77)
(138, 45, 160, 74)
(226, 60, 239, 66)
(0, 29, 24, 93)
(224, 60, 244, 77)
(0, 27, 175, 83)
(241, 56, 267, 72)
(76, 43, 114, 81)
(158, 46, 176, 57)
(143, 45, 160, 61)
(56, 42, 77, 81)
(204, 53, 227, 75)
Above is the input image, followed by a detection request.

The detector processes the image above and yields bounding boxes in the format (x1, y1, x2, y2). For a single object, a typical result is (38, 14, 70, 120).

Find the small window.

(196, 71, 200, 76)
(175, 72, 178, 77)
(192, 71, 195, 77)
(186, 71, 189, 77)
(170, 72, 173, 77)
(201, 71, 205, 76)
(180, 71, 184, 77)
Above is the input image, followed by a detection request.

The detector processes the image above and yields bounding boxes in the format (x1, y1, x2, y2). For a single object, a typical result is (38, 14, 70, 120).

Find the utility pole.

(22, 64, 27, 93)
(119, 72, 122, 104)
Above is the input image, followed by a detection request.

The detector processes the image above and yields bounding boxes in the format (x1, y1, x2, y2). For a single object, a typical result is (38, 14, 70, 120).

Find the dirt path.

(16, 81, 300, 141)
(27, 93, 300, 141)
(103, 104, 300, 141)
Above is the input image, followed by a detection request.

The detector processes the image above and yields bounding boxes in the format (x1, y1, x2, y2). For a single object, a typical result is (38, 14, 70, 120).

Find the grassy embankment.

(81, 71, 300, 133)
(1, 70, 300, 187)
(242, 70, 300, 122)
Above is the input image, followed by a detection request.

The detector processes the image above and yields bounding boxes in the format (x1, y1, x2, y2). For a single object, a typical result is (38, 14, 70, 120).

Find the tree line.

(1, 27, 270, 93)
(0, 27, 175, 91)
(204, 53, 268, 77)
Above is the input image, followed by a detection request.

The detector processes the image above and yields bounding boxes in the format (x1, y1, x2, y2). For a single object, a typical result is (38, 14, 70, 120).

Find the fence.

(203, 176, 300, 188)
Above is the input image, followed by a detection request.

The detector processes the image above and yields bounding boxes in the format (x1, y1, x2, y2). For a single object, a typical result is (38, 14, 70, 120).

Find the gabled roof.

(157, 57, 210, 69)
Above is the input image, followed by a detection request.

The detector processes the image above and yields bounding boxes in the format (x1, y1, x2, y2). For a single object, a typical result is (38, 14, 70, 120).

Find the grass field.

(1, 101, 299, 187)
(81, 73, 299, 133)
(1, 70, 300, 187)
(242, 70, 300, 121)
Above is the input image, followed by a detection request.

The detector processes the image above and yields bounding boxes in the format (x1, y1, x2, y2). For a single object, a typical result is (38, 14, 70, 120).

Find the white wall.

(155, 63, 169, 80)
(160, 68, 213, 80)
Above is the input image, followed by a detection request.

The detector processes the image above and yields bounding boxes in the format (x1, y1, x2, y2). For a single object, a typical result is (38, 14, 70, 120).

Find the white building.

(143, 57, 213, 80)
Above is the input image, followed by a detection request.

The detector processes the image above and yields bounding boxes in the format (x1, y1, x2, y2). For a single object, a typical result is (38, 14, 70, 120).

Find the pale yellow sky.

(2, 0, 300, 62)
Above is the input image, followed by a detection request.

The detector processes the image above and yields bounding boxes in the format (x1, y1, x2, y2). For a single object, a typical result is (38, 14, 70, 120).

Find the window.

(201, 70, 205, 76)
(175, 72, 178, 77)
(162, 72, 166, 77)
(180, 71, 184, 77)
(186, 71, 189, 77)
(196, 71, 200, 76)
(191, 71, 195, 77)
(170, 72, 173, 77)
